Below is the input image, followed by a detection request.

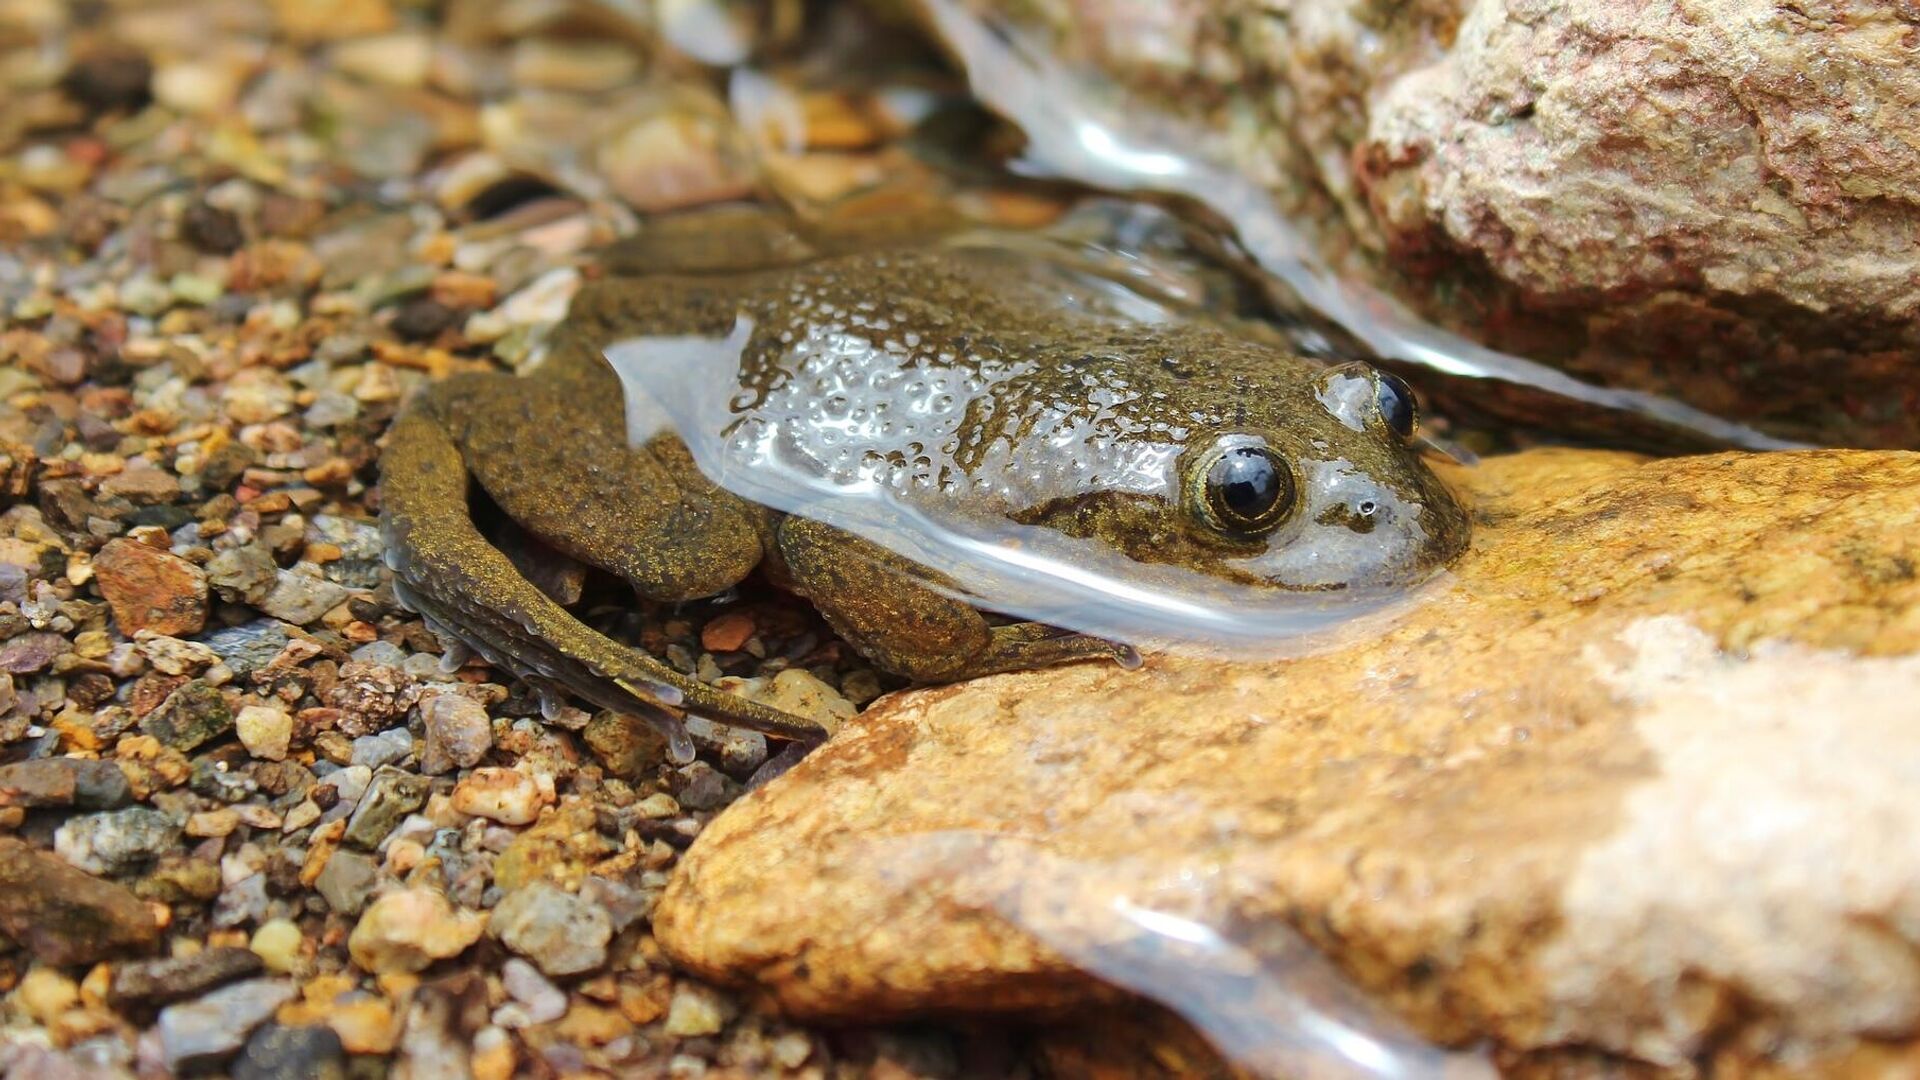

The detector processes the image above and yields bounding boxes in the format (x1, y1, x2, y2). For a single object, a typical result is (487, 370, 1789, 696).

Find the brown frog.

(378, 205, 1469, 755)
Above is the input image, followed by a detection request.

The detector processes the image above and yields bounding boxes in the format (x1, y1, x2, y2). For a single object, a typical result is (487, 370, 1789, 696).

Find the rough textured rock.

(155, 978, 297, 1073)
(347, 888, 486, 975)
(92, 537, 208, 636)
(109, 947, 265, 1008)
(0, 836, 160, 965)
(0, 758, 131, 809)
(657, 448, 1920, 1074)
(926, 0, 1920, 447)
(489, 881, 612, 977)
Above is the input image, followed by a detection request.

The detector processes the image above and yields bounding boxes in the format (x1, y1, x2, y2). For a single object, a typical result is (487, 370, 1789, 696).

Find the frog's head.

(1014, 352, 1469, 597)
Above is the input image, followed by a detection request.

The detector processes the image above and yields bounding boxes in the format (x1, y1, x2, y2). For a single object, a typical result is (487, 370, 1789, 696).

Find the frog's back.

(581, 221, 1327, 521)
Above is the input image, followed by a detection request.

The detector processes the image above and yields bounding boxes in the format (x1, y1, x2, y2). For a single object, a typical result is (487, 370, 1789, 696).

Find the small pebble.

(54, 806, 181, 875)
(314, 849, 378, 915)
(233, 1024, 347, 1080)
(499, 957, 567, 1026)
(251, 918, 304, 973)
(236, 704, 293, 761)
(488, 881, 611, 977)
(347, 888, 486, 974)
(451, 767, 544, 825)
(343, 766, 429, 849)
(420, 692, 492, 774)
(109, 948, 264, 1009)
(155, 978, 296, 1073)
(256, 569, 352, 625)
(664, 980, 736, 1038)
(93, 538, 209, 636)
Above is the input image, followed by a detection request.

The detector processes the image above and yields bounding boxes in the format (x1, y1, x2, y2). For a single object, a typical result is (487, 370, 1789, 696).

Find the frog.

(378, 204, 1470, 756)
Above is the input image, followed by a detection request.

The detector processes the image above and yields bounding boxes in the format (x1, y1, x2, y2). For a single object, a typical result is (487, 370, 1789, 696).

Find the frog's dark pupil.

(1375, 372, 1417, 439)
(1206, 446, 1291, 531)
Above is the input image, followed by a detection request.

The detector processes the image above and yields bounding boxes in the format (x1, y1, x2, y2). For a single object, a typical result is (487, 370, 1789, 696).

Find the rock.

(63, 47, 154, 113)
(325, 764, 373, 805)
(326, 994, 400, 1054)
(251, 918, 305, 973)
(670, 760, 738, 812)
(350, 728, 413, 770)
(213, 873, 270, 931)
(700, 611, 756, 653)
(93, 538, 208, 636)
(664, 980, 736, 1038)
(930, 0, 1920, 448)
(236, 704, 293, 761)
(314, 848, 379, 915)
(155, 978, 296, 1073)
(272, 0, 394, 42)
(108, 947, 265, 1009)
(420, 693, 491, 774)
(54, 806, 181, 875)
(15, 967, 78, 1024)
(0, 631, 67, 674)
(134, 631, 220, 675)
(450, 767, 544, 825)
(582, 711, 667, 780)
(758, 669, 856, 734)
(0, 758, 131, 809)
(0, 837, 159, 964)
(139, 679, 233, 752)
(182, 202, 245, 255)
(497, 958, 567, 1027)
(329, 31, 432, 89)
(490, 802, 613, 892)
(389, 297, 458, 341)
(343, 766, 430, 849)
(256, 569, 352, 625)
(347, 888, 486, 974)
(100, 465, 180, 504)
(202, 620, 292, 676)
(597, 104, 756, 214)
(233, 1024, 347, 1080)
(489, 881, 612, 977)
(327, 659, 417, 736)
(207, 544, 280, 605)
(656, 449, 1920, 1073)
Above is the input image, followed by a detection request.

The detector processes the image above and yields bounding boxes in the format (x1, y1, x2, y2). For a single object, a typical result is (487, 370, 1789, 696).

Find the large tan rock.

(913, 0, 1920, 448)
(657, 448, 1920, 1075)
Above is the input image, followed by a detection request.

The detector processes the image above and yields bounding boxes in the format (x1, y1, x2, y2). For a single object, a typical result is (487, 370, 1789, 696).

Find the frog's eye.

(1195, 443, 1298, 537)
(1375, 371, 1418, 441)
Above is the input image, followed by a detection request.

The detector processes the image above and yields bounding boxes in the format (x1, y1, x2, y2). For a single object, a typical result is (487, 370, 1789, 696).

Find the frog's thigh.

(775, 517, 1133, 682)
(435, 372, 763, 602)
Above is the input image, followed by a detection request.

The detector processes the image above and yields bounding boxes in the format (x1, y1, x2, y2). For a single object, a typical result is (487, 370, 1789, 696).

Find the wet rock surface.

(927, 0, 1920, 448)
(658, 448, 1920, 1073)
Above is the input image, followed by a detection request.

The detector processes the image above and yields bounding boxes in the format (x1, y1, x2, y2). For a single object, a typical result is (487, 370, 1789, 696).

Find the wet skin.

(378, 207, 1470, 746)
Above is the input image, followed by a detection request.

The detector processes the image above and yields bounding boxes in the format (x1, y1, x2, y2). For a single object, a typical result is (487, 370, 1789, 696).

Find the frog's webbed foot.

(378, 403, 831, 759)
(776, 516, 1138, 682)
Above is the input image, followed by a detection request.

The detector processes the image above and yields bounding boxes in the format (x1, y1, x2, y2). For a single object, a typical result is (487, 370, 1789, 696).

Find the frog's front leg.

(378, 387, 831, 756)
(775, 517, 1138, 682)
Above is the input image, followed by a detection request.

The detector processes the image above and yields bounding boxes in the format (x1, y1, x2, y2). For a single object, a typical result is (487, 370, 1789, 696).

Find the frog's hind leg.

(379, 400, 830, 755)
(775, 516, 1138, 682)
(433, 352, 768, 604)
